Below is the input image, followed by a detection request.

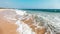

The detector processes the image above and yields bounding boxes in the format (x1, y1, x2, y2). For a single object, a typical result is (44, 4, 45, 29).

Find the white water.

(15, 9, 60, 34)
(15, 9, 35, 34)
(15, 9, 27, 16)
(15, 19, 35, 34)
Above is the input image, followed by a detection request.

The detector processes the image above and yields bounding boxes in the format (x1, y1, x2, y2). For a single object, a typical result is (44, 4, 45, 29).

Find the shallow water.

(20, 9, 60, 33)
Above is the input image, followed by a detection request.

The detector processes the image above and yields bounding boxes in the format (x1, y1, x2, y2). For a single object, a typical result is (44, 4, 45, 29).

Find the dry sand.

(0, 9, 18, 34)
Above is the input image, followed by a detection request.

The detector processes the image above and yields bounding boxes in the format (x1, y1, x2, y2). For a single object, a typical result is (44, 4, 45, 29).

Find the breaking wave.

(15, 9, 60, 34)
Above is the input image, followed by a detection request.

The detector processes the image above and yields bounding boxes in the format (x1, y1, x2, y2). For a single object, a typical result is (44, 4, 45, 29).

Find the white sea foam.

(15, 19, 35, 34)
(15, 9, 35, 34)
(15, 9, 60, 34)
(38, 13, 60, 33)
(15, 9, 27, 16)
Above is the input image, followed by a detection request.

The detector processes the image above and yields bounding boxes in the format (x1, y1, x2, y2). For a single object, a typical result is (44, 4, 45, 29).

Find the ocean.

(17, 9, 60, 33)
(1, 9, 60, 34)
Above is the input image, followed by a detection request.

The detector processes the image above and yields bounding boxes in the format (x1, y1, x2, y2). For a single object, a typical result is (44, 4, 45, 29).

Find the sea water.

(18, 9, 60, 33)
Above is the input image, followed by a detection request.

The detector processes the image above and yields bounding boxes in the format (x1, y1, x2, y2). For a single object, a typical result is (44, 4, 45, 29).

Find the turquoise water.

(20, 9, 60, 15)
(21, 9, 60, 13)
(20, 9, 60, 14)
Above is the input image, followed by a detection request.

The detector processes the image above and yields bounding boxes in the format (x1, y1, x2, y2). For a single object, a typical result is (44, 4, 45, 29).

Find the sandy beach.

(0, 9, 18, 34)
(0, 9, 50, 34)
